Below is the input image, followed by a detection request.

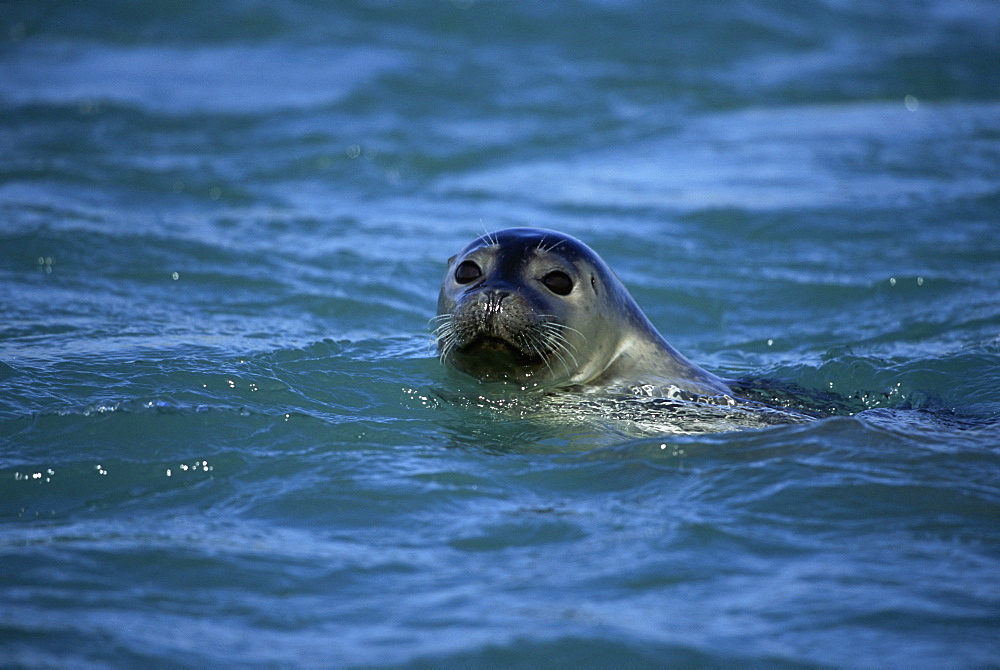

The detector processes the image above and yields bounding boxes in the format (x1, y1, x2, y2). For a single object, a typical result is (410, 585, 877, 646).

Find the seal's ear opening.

(447, 254, 456, 265)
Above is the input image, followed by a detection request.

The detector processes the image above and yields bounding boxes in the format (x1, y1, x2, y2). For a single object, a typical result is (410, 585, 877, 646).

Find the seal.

(434, 228, 731, 397)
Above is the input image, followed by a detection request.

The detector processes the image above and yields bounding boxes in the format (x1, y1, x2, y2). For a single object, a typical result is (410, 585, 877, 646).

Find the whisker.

(538, 321, 583, 346)
(431, 313, 459, 365)
(536, 322, 580, 372)
(528, 332, 557, 375)
(480, 228, 498, 247)
(549, 336, 578, 372)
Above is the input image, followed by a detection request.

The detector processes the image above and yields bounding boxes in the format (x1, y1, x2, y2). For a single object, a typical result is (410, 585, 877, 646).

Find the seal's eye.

(542, 270, 573, 296)
(454, 260, 482, 284)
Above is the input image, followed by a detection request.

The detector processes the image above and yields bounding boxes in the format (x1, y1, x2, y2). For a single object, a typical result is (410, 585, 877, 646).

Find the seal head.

(435, 228, 730, 396)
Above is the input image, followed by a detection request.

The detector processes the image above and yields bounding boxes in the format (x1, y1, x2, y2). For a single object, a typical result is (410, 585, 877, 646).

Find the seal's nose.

(472, 278, 517, 300)
(475, 287, 511, 315)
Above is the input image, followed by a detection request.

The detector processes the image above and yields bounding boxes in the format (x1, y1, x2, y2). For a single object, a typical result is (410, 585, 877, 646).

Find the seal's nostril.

(476, 288, 510, 307)
(484, 291, 509, 315)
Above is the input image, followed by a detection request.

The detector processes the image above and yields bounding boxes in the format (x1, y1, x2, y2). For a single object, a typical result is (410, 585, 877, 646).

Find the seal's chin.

(451, 336, 547, 382)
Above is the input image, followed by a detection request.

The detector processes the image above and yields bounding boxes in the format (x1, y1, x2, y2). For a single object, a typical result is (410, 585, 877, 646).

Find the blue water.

(2, 1, 999, 666)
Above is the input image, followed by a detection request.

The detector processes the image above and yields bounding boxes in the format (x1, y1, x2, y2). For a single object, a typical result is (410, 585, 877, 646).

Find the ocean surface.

(2, 1, 999, 666)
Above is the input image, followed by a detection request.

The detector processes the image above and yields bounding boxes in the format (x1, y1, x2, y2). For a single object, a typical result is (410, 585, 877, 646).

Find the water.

(2, 0, 999, 666)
